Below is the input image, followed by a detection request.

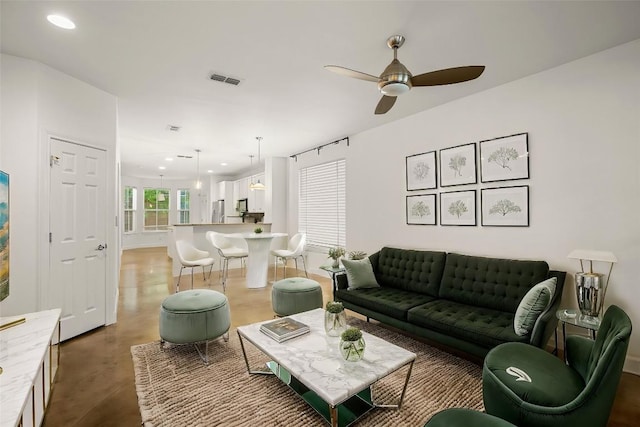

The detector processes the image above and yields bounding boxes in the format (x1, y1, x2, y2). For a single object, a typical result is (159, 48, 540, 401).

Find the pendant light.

(249, 136, 265, 191)
(157, 174, 165, 202)
(195, 149, 202, 191)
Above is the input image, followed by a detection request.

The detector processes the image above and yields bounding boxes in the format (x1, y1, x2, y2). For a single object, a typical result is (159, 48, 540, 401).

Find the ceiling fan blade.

(375, 95, 397, 115)
(411, 66, 485, 86)
(324, 65, 379, 82)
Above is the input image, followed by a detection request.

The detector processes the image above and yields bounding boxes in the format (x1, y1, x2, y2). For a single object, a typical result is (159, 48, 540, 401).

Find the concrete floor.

(43, 247, 640, 426)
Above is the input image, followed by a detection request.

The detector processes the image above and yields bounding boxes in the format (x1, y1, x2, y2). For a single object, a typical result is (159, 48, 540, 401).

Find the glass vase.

(324, 310, 347, 337)
(331, 258, 340, 268)
(340, 337, 366, 362)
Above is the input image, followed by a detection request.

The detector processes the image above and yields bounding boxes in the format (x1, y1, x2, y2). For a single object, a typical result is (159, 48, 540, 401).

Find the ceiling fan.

(325, 35, 485, 115)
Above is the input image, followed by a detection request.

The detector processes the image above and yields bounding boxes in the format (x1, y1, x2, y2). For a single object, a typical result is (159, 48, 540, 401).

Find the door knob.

(96, 244, 107, 251)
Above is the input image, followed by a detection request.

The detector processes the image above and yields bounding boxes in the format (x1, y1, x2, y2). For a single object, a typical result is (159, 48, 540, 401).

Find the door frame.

(37, 132, 119, 330)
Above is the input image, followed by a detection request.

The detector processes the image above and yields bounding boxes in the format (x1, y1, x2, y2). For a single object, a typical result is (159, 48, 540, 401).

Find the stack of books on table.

(259, 317, 310, 342)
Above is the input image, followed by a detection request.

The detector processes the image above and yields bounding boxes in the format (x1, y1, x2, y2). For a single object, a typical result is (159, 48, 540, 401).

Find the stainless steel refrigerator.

(211, 200, 225, 223)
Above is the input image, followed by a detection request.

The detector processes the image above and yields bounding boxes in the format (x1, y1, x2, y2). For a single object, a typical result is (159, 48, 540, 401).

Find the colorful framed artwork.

(480, 132, 529, 183)
(481, 185, 529, 227)
(0, 170, 8, 302)
(406, 151, 437, 191)
(440, 190, 476, 226)
(439, 143, 477, 187)
(406, 194, 437, 225)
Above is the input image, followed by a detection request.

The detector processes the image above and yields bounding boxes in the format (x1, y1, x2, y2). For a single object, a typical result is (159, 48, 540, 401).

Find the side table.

(319, 265, 346, 292)
(556, 308, 600, 362)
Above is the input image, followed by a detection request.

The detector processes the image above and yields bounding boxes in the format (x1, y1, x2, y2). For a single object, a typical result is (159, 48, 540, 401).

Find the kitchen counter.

(172, 221, 270, 226)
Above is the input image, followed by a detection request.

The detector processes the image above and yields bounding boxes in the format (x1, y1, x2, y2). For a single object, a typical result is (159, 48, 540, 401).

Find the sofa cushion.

(408, 299, 529, 349)
(336, 287, 435, 320)
(513, 277, 556, 336)
(439, 253, 549, 313)
(342, 258, 380, 290)
(372, 247, 447, 297)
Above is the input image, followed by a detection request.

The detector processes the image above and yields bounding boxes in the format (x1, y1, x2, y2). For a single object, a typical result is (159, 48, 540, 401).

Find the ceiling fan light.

(380, 82, 410, 96)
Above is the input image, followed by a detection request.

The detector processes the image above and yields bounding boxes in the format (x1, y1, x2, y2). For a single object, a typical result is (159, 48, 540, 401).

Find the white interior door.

(49, 137, 107, 341)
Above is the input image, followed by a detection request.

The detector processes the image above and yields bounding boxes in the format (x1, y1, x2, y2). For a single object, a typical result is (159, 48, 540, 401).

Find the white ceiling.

(2, 1, 640, 179)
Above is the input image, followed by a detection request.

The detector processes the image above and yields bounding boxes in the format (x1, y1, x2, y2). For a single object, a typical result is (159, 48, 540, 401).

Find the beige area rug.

(131, 318, 483, 426)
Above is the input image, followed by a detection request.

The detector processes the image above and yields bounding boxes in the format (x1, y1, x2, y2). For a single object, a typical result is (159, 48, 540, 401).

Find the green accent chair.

(271, 277, 323, 316)
(425, 408, 516, 426)
(159, 289, 231, 364)
(483, 305, 632, 427)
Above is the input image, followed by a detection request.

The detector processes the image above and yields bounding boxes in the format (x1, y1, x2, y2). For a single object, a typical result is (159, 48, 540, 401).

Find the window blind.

(298, 159, 346, 248)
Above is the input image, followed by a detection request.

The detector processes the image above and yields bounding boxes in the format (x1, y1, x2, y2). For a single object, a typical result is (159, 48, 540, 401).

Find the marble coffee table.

(236, 308, 416, 427)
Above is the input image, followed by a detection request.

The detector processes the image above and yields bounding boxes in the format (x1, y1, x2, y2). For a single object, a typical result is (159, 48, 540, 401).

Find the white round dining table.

(229, 232, 287, 288)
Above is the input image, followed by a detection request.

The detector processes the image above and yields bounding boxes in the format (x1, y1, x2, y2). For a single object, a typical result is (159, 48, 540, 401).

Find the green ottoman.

(159, 289, 230, 363)
(425, 409, 516, 426)
(271, 278, 323, 316)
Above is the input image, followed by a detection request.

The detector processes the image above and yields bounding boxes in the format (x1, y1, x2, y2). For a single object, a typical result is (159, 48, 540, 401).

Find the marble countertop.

(0, 309, 61, 427)
(237, 308, 416, 406)
(172, 222, 272, 226)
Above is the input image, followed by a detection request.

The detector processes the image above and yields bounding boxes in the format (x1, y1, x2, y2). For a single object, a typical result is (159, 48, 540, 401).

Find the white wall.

(0, 54, 119, 323)
(289, 40, 640, 371)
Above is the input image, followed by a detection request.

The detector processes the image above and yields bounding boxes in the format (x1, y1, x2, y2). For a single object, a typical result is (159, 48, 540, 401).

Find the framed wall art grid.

(481, 185, 529, 227)
(439, 143, 477, 187)
(406, 151, 437, 191)
(440, 190, 476, 226)
(406, 194, 437, 225)
(480, 132, 529, 183)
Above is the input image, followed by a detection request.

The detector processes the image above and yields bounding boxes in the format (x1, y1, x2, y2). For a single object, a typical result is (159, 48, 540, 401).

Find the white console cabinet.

(0, 309, 61, 427)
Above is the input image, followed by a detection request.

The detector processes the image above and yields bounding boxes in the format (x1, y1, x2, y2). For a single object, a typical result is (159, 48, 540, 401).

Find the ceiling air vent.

(176, 154, 193, 159)
(210, 73, 241, 86)
(167, 125, 181, 132)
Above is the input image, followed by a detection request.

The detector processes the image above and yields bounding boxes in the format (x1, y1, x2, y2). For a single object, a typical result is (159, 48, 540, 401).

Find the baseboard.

(624, 355, 640, 375)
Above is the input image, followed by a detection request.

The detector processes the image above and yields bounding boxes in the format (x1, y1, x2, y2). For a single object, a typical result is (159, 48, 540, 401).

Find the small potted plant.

(348, 251, 367, 260)
(340, 327, 366, 362)
(328, 247, 346, 268)
(324, 301, 347, 337)
(254, 226, 263, 234)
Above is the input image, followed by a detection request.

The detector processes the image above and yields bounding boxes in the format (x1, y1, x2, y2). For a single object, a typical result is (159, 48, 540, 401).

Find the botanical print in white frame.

(406, 151, 437, 191)
(481, 185, 529, 227)
(439, 143, 477, 187)
(480, 133, 529, 183)
(406, 194, 436, 225)
(440, 190, 476, 226)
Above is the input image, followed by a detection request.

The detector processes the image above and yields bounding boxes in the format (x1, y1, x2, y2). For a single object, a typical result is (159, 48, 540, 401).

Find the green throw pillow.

(342, 258, 380, 290)
(514, 277, 557, 336)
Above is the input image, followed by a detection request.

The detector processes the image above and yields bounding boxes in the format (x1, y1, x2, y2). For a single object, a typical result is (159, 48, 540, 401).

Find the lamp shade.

(249, 180, 265, 191)
(567, 250, 617, 264)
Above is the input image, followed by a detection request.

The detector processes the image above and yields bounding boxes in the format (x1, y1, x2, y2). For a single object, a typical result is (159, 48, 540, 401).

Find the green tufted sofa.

(334, 247, 566, 358)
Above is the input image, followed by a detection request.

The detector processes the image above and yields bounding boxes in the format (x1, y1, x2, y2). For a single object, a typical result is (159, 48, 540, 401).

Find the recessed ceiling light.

(207, 170, 213, 174)
(158, 166, 166, 170)
(165, 157, 173, 161)
(47, 14, 76, 30)
(220, 162, 228, 166)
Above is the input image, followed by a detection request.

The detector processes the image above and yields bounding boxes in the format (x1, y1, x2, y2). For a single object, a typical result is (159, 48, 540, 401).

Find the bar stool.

(206, 231, 248, 292)
(174, 239, 215, 292)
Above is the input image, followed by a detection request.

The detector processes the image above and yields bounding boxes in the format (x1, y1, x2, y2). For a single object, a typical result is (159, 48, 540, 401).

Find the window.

(177, 189, 190, 224)
(144, 188, 169, 231)
(123, 186, 136, 233)
(298, 159, 346, 248)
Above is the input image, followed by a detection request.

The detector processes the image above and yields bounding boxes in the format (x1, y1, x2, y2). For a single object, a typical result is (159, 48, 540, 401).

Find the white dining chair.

(270, 233, 308, 281)
(174, 239, 215, 292)
(206, 231, 248, 291)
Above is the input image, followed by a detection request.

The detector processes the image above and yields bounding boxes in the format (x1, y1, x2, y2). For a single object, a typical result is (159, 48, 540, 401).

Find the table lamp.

(567, 249, 617, 317)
